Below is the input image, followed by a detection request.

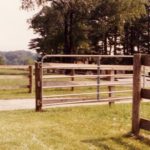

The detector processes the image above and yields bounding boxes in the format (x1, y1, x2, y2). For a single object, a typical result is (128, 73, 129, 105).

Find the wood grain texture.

(142, 55, 150, 66)
(141, 88, 150, 100)
(35, 62, 43, 112)
(132, 54, 142, 136)
(140, 119, 150, 131)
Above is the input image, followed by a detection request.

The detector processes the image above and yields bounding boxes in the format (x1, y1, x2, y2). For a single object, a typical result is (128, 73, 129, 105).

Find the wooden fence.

(0, 65, 33, 93)
(35, 55, 134, 111)
(132, 54, 150, 136)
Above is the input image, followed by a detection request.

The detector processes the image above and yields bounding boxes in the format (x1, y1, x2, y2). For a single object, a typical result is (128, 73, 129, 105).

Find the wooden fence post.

(28, 65, 33, 93)
(132, 54, 142, 136)
(97, 57, 101, 101)
(108, 70, 115, 106)
(142, 66, 145, 88)
(35, 62, 43, 112)
(71, 69, 75, 91)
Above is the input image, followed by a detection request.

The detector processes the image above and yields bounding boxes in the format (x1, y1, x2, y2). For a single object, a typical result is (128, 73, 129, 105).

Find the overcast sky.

(0, 0, 38, 51)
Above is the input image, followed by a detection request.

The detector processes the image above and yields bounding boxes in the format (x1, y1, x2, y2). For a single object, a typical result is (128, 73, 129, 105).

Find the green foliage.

(29, 6, 64, 54)
(22, 0, 150, 55)
(0, 50, 37, 65)
(0, 103, 150, 149)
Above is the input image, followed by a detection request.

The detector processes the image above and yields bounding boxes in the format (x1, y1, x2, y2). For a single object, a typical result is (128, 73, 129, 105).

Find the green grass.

(0, 103, 150, 150)
(0, 78, 34, 99)
(0, 67, 130, 99)
(0, 67, 133, 99)
(0, 67, 33, 99)
(0, 68, 28, 75)
(0, 71, 132, 99)
(0, 75, 132, 99)
(43, 86, 132, 99)
(0, 89, 35, 99)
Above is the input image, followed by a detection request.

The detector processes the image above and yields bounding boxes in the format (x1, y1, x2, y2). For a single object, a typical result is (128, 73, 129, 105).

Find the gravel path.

(0, 98, 132, 111)
(0, 98, 150, 111)
(0, 99, 35, 111)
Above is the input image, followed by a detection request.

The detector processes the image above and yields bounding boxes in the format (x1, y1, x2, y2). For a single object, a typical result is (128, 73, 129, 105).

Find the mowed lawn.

(0, 103, 150, 150)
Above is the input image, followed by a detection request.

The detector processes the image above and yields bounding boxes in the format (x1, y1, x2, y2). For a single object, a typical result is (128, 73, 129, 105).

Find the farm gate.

(132, 54, 150, 136)
(35, 55, 134, 111)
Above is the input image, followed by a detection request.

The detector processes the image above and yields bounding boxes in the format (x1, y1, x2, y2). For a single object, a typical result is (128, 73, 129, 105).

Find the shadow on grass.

(82, 133, 150, 150)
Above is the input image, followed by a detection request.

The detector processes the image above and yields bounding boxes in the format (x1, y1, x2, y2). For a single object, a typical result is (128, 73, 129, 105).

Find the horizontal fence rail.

(0, 65, 33, 93)
(42, 82, 132, 89)
(43, 90, 132, 98)
(42, 63, 133, 71)
(41, 54, 133, 60)
(42, 74, 133, 79)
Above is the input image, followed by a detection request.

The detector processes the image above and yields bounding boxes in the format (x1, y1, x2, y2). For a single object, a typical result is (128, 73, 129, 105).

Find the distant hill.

(0, 50, 38, 65)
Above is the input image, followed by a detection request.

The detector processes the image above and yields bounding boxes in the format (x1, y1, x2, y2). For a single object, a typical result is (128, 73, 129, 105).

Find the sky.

(0, 0, 38, 51)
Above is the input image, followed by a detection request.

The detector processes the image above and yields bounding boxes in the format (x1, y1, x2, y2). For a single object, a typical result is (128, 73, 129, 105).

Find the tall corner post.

(35, 62, 43, 112)
(132, 54, 142, 136)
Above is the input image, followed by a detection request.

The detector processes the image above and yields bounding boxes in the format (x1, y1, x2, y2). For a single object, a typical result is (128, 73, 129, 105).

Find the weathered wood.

(142, 66, 146, 88)
(28, 65, 33, 93)
(43, 97, 132, 106)
(71, 69, 75, 91)
(140, 119, 150, 131)
(132, 54, 142, 136)
(35, 62, 42, 111)
(43, 63, 133, 71)
(42, 55, 133, 61)
(107, 70, 115, 106)
(132, 54, 150, 135)
(40, 55, 134, 110)
(42, 74, 133, 79)
(43, 90, 132, 99)
(42, 81, 132, 89)
(97, 57, 101, 101)
(0, 65, 33, 92)
(141, 88, 150, 100)
(142, 55, 150, 66)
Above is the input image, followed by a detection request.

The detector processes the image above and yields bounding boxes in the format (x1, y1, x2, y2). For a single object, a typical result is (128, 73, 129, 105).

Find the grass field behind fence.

(0, 77, 132, 100)
(0, 67, 132, 99)
(0, 77, 34, 99)
(0, 103, 150, 150)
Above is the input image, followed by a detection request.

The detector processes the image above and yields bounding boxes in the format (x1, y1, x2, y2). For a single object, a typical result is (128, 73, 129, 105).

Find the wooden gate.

(35, 55, 133, 111)
(132, 54, 150, 136)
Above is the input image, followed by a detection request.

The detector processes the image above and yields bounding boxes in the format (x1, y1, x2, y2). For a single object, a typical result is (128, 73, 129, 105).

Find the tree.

(89, 0, 148, 55)
(28, 6, 64, 55)
(123, 1, 150, 55)
(25, 0, 96, 55)
(22, 0, 149, 56)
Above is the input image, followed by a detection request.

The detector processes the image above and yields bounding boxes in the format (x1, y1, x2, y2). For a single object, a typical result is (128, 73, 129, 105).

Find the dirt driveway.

(0, 99, 35, 111)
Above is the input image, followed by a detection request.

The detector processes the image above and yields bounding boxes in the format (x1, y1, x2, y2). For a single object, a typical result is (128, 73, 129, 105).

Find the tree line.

(22, 0, 150, 56)
(0, 51, 36, 65)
